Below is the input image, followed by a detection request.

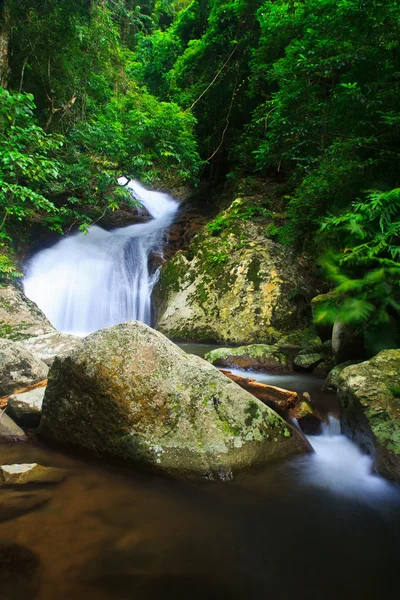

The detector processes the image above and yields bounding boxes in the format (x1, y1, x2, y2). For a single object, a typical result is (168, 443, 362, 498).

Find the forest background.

(0, 0, 399, 343)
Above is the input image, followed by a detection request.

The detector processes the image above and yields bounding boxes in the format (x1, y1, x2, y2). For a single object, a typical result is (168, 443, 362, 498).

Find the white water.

(23, 179, 178, 336)
(300, 415, 398, 502)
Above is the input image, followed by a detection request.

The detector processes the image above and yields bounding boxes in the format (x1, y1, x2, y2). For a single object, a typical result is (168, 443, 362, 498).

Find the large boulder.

(155, 197, 314, 344)
(0, 283, 79, 362)
(0, 339, 48, 396)
(337, 350, 400, 481)
(38, 321, 309, 479)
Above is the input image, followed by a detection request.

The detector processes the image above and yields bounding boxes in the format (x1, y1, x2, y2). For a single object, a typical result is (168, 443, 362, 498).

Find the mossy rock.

(155, 196, 314, 344)
(337, 349, 400, 481)
(38, 321, 309, 480)
(205, 344, 290, 372)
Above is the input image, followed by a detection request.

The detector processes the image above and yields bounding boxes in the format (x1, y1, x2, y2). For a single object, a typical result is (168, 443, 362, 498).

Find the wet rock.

(38, 321, 309, 479)
(0, 414, 27, 442)
(293, 353, 324, 372)
(205, 344, 291, 372)
(0, 463, 66, 485)
(155, 196, 314, 344)
(7, 387, 45, 428)
(0, 489, 51, 523)
(0, 338, 48, 396)
(324, 361, 356, 391)
(337, 350, 400, 481)
(0, 542, 40, 598)
(220, 369, 298, 410)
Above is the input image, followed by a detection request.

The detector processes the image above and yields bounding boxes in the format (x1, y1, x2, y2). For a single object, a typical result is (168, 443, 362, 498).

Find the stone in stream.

(0, 338, 48, 396)
(0, 413, 27, 442)
(38, 321, 310, 480)
(0, 489, 51, 524)
(337, 349, 400, 481)
(205, 344, 291, 372)
(0, 542, 41, 598)
(0, 463, 67, 485)
(293, 353, 324, 372)
(7, 387, 45, 428)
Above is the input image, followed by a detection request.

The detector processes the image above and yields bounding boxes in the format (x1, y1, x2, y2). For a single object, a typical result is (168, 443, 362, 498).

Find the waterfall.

(23, 179, 178, 336)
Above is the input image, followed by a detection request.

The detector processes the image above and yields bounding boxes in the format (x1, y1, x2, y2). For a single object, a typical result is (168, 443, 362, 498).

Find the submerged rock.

(337, 350, 400, 481)
(205, 344, 290, 372)
(0, 463, 66, 485)
(38, 321, 309, 479)
(155, 196, 314, 344)
(0, 339, 48, 396)
(0, 489, 51, 523)
(7, 387, 45, 428)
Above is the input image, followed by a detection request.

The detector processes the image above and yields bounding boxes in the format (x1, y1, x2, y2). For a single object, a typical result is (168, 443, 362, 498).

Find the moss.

(246, 259, 262, 291)
(244, 401, 260, 426)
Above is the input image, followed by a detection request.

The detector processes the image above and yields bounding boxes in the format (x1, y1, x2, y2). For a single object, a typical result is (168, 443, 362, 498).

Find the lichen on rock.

(154, 196, 314, 344)
(38, 321, 309, 479)
(337, 349, 400, 481)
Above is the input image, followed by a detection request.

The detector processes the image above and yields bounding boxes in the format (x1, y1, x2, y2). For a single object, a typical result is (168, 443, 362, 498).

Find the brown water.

(1, 366, 400, 600)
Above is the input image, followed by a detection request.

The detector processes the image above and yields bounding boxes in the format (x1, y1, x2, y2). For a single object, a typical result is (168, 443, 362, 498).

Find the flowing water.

(10, 188, 400, 598)
(23, 179, 178, 336)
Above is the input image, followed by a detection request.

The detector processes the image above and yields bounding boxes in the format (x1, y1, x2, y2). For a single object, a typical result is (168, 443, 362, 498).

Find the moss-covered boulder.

(155, 197, 314, 344)
(0, 339, 48, 396)
(337, 350, 400, 481)
(38, 321, 309, 480)
(205, 344, 290, 372)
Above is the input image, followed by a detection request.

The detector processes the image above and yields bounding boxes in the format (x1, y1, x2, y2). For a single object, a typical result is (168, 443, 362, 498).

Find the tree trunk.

(0, 0, 10, 88)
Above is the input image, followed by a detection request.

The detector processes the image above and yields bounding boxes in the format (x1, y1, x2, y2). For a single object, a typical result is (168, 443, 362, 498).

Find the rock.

(332, 321, 365, 364)
(311, 361, 332, 378)
(155, 196, 314, 344)
(0, 463, 66, 485)
(7, 387, 45, 428)
(205, 344, 291, 372)
(219, 369, 298, 411)
(310, 293, 335, 340)
(0, 489, 51, 523)
(337, 350, 400, 481)
(324, 361, 355, 391)
(0, 338, 48, 396)
(0, 283, 53, 339)
(0, 413, 27, 442)
(291, 393, 322, 435)
(0, 542, 40, 598)
(0, 283, 80, 362)
(293, 353, 324, 372)
(38, 321, 310, 479)
(20, 331, 80, 364)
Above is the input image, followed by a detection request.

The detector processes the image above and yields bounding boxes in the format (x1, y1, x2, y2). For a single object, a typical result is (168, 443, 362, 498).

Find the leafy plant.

(314, 189, 400, 334)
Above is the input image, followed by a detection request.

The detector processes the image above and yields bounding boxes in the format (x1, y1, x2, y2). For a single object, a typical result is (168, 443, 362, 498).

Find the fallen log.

(220, 369, 298, 410)
(0, 379, 48, 409)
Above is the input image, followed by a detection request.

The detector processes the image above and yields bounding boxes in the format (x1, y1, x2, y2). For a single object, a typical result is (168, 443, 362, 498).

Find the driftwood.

(220, 369, 298, 410)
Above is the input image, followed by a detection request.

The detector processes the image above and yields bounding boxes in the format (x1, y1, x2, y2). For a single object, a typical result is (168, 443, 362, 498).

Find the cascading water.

(23, 179, 178, 336)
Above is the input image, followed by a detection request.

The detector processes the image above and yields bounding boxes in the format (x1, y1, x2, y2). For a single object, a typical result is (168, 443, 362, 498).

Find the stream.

(2, 184, 400, 599)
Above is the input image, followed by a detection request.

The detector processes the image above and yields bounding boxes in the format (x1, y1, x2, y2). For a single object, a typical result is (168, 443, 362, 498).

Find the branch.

(189, 43, 239, 111)
(206, 79, 237, 162)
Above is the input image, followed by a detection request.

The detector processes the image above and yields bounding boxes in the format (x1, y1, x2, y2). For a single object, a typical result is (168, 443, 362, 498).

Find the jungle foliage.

(1, 0, 399, 336)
